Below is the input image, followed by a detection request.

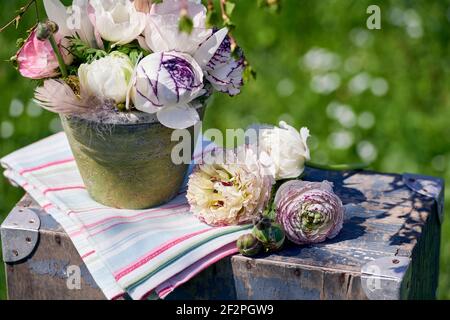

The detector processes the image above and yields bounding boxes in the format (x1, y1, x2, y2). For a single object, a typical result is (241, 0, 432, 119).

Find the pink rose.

(17, 29, 71, 80)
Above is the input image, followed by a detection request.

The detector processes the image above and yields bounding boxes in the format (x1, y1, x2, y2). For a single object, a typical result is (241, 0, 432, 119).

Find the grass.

(0, 0, 449, 299)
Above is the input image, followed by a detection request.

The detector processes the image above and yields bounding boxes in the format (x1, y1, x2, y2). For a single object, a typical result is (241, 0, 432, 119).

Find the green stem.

(306, 161, 368, 171)
(48, 34, 68, 78)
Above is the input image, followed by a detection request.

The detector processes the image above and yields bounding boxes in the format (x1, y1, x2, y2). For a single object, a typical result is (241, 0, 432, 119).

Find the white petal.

(143, 16, 172, 52)
(72, 0, 96, 47)
(300, 127, 311, 160)
(43, 0, 71, 37)
(137, 35, 151, 52)
(157, 105, 200, 129)
(194, 27, 228, 68)
(90, 0, 146, 46)
(144, 14, 211, 54)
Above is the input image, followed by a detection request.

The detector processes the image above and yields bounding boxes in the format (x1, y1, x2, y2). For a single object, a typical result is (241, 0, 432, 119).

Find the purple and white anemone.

(132, 51, 205, 129)
(275, 180, 344, 245)
(204, 32, 245, 96)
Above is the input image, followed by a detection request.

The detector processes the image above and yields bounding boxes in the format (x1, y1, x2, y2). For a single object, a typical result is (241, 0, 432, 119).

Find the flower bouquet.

(7, 0, 247, 209)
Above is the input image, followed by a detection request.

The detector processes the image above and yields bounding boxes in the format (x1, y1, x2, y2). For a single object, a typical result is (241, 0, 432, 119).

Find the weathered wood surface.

(1, 169, 444, 300)
(4, 196, 105, 300)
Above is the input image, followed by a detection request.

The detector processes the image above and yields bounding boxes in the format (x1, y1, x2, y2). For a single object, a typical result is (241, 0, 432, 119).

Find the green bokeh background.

(0, 0, 449, 299)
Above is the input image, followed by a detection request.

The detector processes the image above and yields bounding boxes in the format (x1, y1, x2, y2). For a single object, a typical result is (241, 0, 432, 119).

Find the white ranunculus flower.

(187, 147, 274, 227)
(256, 121, 311, 180)
(143, 0, 212, 55)
(89, 0, 147, 46)
(131, 51, 205, 129)
(79, 52, 134, 104)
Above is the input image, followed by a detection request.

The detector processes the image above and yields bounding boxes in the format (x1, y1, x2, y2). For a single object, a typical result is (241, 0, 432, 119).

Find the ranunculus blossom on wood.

(275, 180, 344, 245)
(254, 121, 310, 181)
(187, 147, 274, 227)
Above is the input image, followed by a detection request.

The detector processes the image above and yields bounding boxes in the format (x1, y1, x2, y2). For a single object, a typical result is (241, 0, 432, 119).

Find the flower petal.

(43, 0, 71, 37)
(157, 104, 200, 129)
(72, 0, 97, 47)
(194, 27, 229, 68)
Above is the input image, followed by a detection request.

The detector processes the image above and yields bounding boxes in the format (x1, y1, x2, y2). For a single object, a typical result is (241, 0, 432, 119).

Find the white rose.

(142, 0, 212, 55)
(256, 121, 311, 180)
(131, 51, 205, 129)
(89, 0, 147, 46)
(79, 52, 134, 104)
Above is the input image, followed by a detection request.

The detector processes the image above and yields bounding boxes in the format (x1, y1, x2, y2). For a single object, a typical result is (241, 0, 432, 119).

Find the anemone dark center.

(162, 55, 196, 92)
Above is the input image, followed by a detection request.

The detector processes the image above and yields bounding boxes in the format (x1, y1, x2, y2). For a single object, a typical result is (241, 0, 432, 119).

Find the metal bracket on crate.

(403, 173, 445, 224)
(1, 207, 41, 263)
(361, 256, 412, 300)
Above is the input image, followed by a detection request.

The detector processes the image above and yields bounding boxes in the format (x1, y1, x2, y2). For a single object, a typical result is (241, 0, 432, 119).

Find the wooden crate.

(1, 169, 444, 300)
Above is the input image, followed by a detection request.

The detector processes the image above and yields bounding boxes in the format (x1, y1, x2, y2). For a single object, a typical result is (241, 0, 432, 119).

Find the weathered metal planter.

(60, 105, 205, 210)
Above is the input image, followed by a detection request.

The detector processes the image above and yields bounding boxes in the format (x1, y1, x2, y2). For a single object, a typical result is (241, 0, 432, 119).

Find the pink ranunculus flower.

(17, 29, 71, 80)
(275, 180, 344, 245)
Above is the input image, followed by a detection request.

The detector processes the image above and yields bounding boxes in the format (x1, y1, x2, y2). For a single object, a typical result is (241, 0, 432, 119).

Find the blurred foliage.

(0, 0, 449, 300)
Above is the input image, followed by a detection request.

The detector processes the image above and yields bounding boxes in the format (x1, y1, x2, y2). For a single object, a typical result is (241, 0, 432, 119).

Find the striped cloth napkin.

(1, 132, 251, 300)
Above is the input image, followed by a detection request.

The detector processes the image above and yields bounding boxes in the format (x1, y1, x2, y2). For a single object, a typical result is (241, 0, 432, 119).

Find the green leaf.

(16, 38, 25, 48)
(178, 15, 194, 34)
(206, 9, 221, 28)
(224, 19, 236, 31)
(225, 1, 236, 17)
(243, 64, 257, 83)
(69, 36, 107, 64)
(9, 55, 18, 70)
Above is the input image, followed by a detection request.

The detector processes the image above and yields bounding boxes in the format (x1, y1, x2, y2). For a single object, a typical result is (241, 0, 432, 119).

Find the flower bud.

(255, 217, 272, 230)
(237, 234, 263, 257)
(252, 222, 285, 252)
(36, 21, 59, 41)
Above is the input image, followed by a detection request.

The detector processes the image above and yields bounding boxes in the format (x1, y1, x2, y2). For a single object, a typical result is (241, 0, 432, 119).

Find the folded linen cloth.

(1, 133, 250, 300)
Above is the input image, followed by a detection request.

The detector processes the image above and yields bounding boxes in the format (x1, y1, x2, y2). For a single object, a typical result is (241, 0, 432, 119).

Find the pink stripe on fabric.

(43, 185, 86, 195)
(86, 207, 191, 238)
(43, 203, 53, 210)
(67, 192, 187, 217)
(19, 158, 75, 174)
(114, 227, 214, 281)
(68, 203, 190, 237)
(70, 208, 190, 237)
(81, 250, 96, 259)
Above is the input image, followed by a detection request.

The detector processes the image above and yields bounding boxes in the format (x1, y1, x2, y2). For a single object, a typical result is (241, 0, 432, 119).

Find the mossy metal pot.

(61, 105, 205, 210)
